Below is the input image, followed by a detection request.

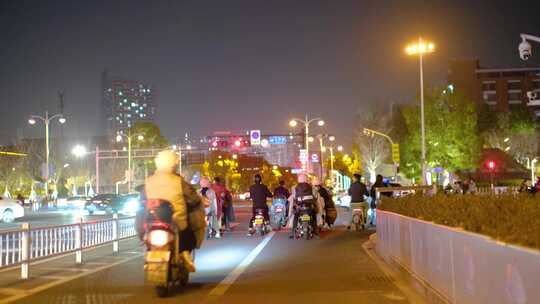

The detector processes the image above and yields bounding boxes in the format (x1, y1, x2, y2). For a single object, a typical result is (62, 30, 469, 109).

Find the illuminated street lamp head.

(58, 117, 66, 124)
(405, 39, 435, 55)
(308, 136, 315, 143)
(72, 145, 87, 158)
(289, 120, 298, 127)
(317, 120, 325, 127)
(116, 135, 123, 142)
(321, 147, 327, 153)
(337, 145, 343, 152)
(186, 145, 192, 150)
(272, 165, 278, 170)
(329, 136, 335, 142)
(137, 135, 144, 141)
(232, 154, 238, 160)
(28, 118, 36, 125)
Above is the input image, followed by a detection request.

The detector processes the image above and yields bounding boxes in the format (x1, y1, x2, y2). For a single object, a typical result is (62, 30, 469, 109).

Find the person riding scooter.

(248, 174, 273, 236)
(144, 150, 206, 272)
(289, 174, 319, 239)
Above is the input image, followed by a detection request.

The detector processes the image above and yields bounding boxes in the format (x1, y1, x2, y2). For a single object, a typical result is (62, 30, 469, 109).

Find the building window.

(482, 81, 496, 91)
(507, 80, 521, 90)
(483, 91, 497, 105)
(508, 92, 523, 104)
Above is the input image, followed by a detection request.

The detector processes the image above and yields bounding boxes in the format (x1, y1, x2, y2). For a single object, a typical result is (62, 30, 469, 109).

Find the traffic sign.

(391, 143, 400, 163)
(299, 149, 308, 163)
(250, 130, 261, 145)
(268, 136, 287, 145)
(311, 153, 319, 163)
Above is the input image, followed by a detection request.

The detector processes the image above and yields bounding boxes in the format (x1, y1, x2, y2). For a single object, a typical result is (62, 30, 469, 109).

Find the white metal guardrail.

(0, 214, 137, 279)
(376, 210, 540, 304)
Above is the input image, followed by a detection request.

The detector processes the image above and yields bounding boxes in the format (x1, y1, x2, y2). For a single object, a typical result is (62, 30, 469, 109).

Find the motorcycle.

(143, 199, 190, 297)
(270, 198, 287, 231)
(253, 208, 270, 236)
(295, 205, 313, 240)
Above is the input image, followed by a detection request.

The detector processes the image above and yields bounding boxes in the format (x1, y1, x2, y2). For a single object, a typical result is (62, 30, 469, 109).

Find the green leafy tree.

(128, 122, 170, 149)
(481, 104, 537, 164)
(400, 87, 480, 179)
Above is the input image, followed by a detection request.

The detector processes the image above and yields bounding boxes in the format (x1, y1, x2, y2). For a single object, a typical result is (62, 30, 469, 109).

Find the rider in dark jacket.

(273, 180, 291, 216)
(289, 174, 318, 239)
(248, 174, 273, 235)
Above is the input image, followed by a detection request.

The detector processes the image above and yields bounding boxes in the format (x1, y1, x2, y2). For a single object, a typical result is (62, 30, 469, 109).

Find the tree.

(400, 87, 480, 180)
(354, 111, 391, 182)
(128, 122, 170, 149)
(481, 104, 537, 165)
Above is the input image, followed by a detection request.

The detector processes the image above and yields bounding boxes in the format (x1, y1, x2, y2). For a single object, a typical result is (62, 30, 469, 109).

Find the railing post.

(21, 222, 30, 280)
(75, 218, 83, 264)
(113, 213, 119, 253)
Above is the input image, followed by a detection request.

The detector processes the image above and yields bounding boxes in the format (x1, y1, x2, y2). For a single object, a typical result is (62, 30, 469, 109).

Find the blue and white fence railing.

(0, 214, 137, 279)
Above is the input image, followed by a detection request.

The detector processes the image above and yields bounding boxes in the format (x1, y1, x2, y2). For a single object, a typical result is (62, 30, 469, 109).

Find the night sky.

(1, 0, 539, 147)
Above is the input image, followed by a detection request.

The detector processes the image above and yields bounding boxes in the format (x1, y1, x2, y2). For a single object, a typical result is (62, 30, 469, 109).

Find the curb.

(366, 233, 450, 304)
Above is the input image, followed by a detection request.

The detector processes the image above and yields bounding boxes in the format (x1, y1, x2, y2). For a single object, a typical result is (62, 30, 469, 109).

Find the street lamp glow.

(72, 145, 87, 157)
(406, 40, 435, 55)
(308, 136, 314, 143)
(116, 135, 123, 142)
(232, 154, 238, 160)
(172, 144, 177, 150)
(321, 147, 327, 153)
(289, 120, 297, 127)
(337, 145, 343, 152)
(58, 117, 66, 124)
(28, 118, 36, 125)
(137, 135, 144, 141)
(272, 165, 278, 170)
(186, 145, 192, 150)
(317, 120, 325, 126)
(329, 136, 335, 142)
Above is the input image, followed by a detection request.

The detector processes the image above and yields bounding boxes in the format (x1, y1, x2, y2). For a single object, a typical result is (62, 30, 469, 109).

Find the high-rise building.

(101, 70, 156, 137)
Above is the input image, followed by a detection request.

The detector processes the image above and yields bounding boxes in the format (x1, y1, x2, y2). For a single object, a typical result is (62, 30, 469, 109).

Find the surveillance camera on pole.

(519, 33, 540, 61)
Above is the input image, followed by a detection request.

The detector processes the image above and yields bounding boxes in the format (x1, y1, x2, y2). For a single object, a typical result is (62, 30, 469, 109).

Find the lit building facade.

(101, 70, 156, 137)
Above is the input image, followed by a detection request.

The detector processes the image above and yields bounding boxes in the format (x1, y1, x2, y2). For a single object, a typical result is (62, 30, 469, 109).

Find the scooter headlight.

(148, 230, 172, 247)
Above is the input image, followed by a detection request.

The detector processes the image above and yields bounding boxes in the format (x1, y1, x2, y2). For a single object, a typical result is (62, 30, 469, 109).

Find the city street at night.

(0, 203, 421, 304)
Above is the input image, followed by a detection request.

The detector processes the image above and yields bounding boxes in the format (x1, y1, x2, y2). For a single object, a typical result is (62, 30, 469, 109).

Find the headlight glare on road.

(149, 230, 172, 247)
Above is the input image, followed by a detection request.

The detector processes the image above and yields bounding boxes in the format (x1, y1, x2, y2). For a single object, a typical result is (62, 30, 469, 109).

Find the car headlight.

(149, 230, 173, 247)
(123, 199, 139, 212)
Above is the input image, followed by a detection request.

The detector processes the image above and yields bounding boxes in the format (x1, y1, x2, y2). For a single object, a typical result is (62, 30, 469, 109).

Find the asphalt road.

(2, 203, 423, 304)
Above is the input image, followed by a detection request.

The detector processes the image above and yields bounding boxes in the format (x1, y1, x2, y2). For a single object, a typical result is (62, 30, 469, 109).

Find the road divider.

(0, 213, 137, 279)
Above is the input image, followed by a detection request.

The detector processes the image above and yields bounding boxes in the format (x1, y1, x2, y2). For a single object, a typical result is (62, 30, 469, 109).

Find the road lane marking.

(209, 231, 275, 297)
(0, 288, 27, 295)
(2, 253, 143, 304)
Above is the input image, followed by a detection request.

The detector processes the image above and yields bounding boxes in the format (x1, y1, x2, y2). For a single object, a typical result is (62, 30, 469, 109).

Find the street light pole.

(406, 37, 435, 185)
(289, 114, 324, 175)
(28, 111, 66, 198)
(419, 41, 427, 186)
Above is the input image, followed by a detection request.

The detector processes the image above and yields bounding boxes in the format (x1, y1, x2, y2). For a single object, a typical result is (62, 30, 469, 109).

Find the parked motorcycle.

(253, 208, 270, 236)
(295, 205, 313, 240)
(270, 198, 287, 231)
(143, 199, 190, 297)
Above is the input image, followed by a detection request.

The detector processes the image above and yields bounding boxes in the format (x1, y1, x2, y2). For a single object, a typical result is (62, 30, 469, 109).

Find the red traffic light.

(488, 161, 495, 169)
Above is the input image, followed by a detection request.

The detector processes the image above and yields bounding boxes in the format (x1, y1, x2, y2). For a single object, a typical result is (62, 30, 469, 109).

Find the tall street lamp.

(28, 111, 66, 197)
(116, 131, 144, 192)
(406, 38, 435, 185)
(173, 144, 192, 176)
(289, 114, 325, 174)
(71, 145, 101, 194)
(317, 134, 335, 180)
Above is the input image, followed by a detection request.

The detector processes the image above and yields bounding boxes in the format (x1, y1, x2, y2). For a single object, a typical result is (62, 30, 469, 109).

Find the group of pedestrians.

(198, 176, 235, 239)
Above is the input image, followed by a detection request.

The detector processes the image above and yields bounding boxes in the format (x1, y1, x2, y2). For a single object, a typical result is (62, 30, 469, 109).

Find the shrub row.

(378, 193, 540, 251)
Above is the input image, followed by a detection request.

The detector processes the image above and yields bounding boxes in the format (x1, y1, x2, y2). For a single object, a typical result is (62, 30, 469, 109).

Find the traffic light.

(391, 143, 400, 163)
(488, 161, 495, 170)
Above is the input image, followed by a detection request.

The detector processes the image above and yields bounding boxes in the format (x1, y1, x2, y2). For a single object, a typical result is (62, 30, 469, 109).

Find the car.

(0, 197, 25, 223)
(111, 193, 141, 215)
(57, 195, 88, 209)
(85, 193, 119, 215)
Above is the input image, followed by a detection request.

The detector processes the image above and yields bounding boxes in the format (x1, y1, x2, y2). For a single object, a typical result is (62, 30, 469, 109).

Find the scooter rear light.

(148, 230, 172, 247)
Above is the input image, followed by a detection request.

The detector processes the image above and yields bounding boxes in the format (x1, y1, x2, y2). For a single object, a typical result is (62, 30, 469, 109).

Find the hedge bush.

(378, 193, 540, 250)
